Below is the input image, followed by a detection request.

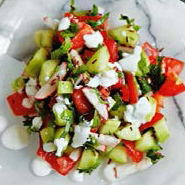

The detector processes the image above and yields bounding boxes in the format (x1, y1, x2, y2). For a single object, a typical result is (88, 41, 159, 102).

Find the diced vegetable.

(11, 77, 25, 91)
(40, 127, 55, 143)
(57, 81, 73, 94)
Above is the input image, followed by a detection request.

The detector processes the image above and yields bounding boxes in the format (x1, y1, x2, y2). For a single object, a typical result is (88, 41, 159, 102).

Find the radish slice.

(82, 87, 108, 120)
(35, 62, 67, 100)
(70, 49, 84, 66)
(90, 133, 120, 147)
(69, 148, 82, 162)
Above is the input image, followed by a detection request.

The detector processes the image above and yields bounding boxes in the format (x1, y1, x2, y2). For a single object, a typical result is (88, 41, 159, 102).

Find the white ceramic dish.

(0, 0, 185, 184)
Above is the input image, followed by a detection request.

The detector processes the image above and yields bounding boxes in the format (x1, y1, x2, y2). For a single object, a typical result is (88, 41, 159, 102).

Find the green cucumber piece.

(24, 48, 48, 78)
(57, 81, 73, 94)
(78, 149, 100, 174)
(107, 146, 127, 164)
(86, 46, 110, 74)
(54, 109, 74, 126)
(153, 117, 170, 143)
(40, 127, 55, 143)
(109, 105, 125, 120)
(99, 119, 121, 135)
(39, 60, 58, 86)
(146, 97, 157, 122)
(135, 130, 157, 152)
(109, 25, 139, 48)
(35, 30, 54, 48)
(11, 76, 25, 91)
(115, 124, 141, 141)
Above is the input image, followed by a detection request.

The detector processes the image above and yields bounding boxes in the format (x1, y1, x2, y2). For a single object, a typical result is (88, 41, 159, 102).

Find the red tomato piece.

(72, 88, 93, 114)
(139, 113, 164, 132)
(125, 73, 138, 104)
(110, 78, 124, 90)
(7, 92, 36, 116)
(37, 146, 76, 176)
(101, 31, 118, 63)
(162, 57, 184, 76)
(57, 31, 65, 43)
(90, 126, 99, 133)
(98, 86, 110, 99)
(122, 140, 143, 163)
(71, 23, 94, 49)
(82, 50, 95, 62)
(158, 73, 185, 96)
(142, 42, 158, 65)
(120, 85, 129, 102)
(153, 92, 164, 113)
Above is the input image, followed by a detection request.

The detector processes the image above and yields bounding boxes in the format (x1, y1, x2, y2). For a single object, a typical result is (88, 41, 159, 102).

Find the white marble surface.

(0, 0, 185, 185)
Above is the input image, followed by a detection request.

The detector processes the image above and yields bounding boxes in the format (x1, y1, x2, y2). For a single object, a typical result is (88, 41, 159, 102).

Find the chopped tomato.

(125, 73, 138, 104)
(7, 92, 36, 116)
(142, 42, 158, 65)
(120, 85, 129, 102)
(57, 31, 65, 43)
(153, 92, 164, 113)
(122, 140, 143, 163)
(139, 113, 164, 132)
(158, 72, 185, 96)
(101, 31, 118, 63)
(98, 86, 110, 99)
(72, 88, 93, 114)
(64, 12, 79, 23)
(162, 57, 184, 76)
(71, 23, 94, 49)
(110, 78, 124, 90)
(82, 50, 95, 62)
(37, 146, 76, 176)
(90, 126, 99, 133)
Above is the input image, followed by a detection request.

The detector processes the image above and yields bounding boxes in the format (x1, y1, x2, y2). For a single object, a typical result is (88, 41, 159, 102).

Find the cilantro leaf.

(92, 110, 100, 127)
(60, 23, 79, 38)
(51, 37, 72, 59)
(91, 4, 98, 16)
(146, 150, 164, 164)
(83, 135, 99, 149)
(120, 14, 141, 31)
(87, 12, 109, 28)
(70, 0, 76, 13)
(149, 56, 165, 91)
(111, 93, 124, 111)
(136, 76, 152, 95)
(72, 65, 88, 76)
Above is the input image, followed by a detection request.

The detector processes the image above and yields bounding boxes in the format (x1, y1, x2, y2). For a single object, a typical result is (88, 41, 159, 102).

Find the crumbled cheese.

(53, 102, 67, 115)
(83, 31, 103, 48)
(118, 46, 142, 73)
(87, 70, 119, 88)
(58, 17, 70, 31)
(56, 95, 70, 105)
(22, 98, 33, 109)
(108, 62, 122, 71)
(43, 142, 56, 152)
(54, 138, 68, 157)
(25, 78, 38, 96)
(91, 133, 120, 147)
(71, 124, 91, 148)
(31, 117, 43, 131)
(124, 97, 152, 127)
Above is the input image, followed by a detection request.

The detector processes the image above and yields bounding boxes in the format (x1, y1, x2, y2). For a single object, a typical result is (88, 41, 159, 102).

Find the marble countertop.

(0, 0, 185, 185)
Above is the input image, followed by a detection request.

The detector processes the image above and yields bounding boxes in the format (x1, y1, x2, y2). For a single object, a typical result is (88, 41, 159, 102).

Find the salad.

(6, 1, 185, 183)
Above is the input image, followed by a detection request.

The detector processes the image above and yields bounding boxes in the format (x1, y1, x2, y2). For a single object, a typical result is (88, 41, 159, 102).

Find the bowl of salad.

(1, 0, 185, 185)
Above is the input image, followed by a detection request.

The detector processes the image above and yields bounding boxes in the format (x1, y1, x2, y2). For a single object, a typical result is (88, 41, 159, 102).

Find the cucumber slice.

(99, 119, 121, 135)
(146, 97, 157, 122)
(153, 117, 170, 143)
(11, 76, 25, 91)
(135, 130, 157, 152)
(24, 48, 48, 78)
(86, 46, 110, 74)
(109, 105, 125, 120)
(109, 25, 139, 48)
(107, 146, 127, 164)
(115, 124, 141, 141)
(35, 30, 54, 48)
(39, 60, 58, 86)
(78, 149, 100, 174)
(40, 127, 55, 143)
(57, 81, 73, 94)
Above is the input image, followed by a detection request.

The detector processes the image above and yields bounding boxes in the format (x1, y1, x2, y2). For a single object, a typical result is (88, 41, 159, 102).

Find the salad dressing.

(2, 124, 30, 150)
